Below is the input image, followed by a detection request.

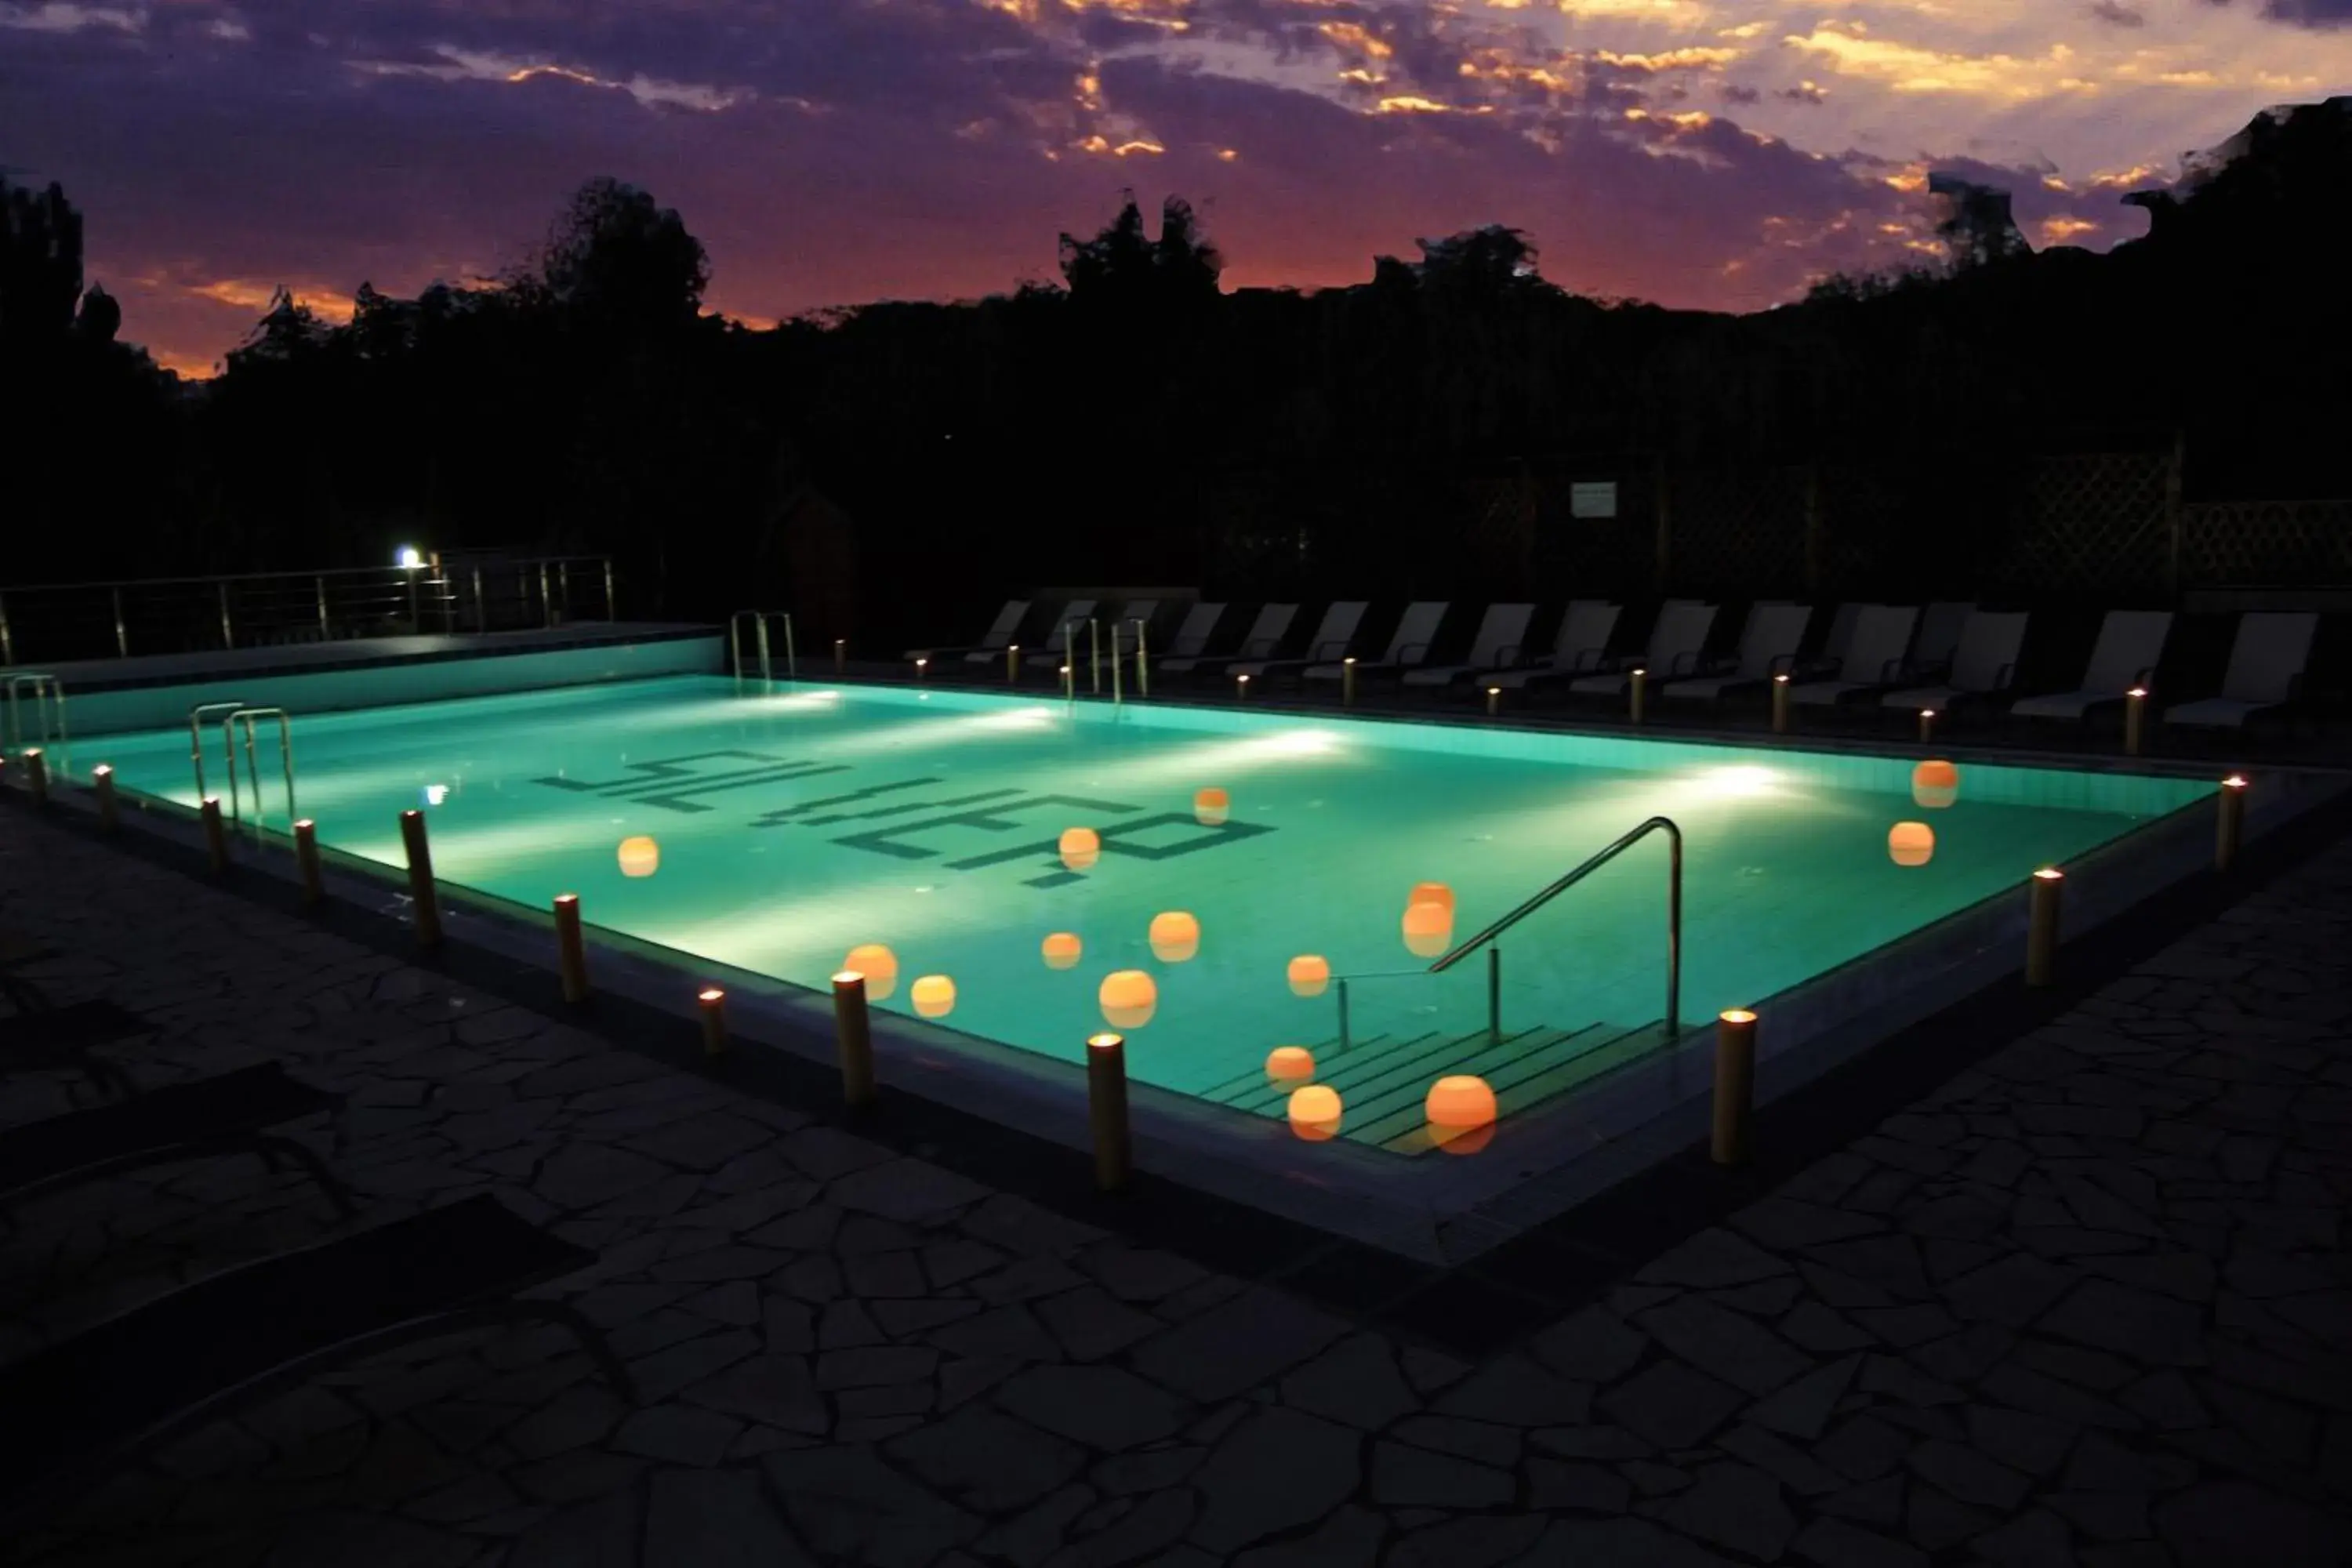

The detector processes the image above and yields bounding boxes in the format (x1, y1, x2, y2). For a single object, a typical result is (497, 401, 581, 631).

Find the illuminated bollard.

(201, 797, 228, 873)
(1342, 658, 1357, 707)
(1772, 673, 1790, 734)
(1711, 1008, 1758, 1166)
(914, 656, 928, 684)
(2216, 774, 2248, 873)
(1087, 1032, 1132, 1192)
(93, 764, 118, 831)
(1630, 668, 1647, 726)
(1005, 644, 1021, 684)
(833, 971, 877, 1109)
(2124, 687, 2147, 757)
(399, 808, 441, 948)
(2025, 867, 2063, 987)
(1236, 673, 1250, 703)
(554, 893, 589, 1002)
(1918, 709, 1936, 744)
(699, 986, 728, 1055)
(1060, 662, 1073, 702)
(833, 638, 846, 677)
(22, 749, 46, 808)
(294, 818, 324, 906)
(1486, 685, 1502, 717)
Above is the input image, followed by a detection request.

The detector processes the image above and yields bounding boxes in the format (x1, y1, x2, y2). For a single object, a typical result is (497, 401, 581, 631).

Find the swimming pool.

(66, 674, 2212, 1152)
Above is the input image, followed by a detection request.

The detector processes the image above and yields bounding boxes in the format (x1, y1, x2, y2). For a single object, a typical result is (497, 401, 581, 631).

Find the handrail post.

(472, 568, 486, 633)
(1337, 978, 1352, 1054)
(405, 561, 419, 628)
(1665, 822, 1682, 1036)
(317, 575, 331, 640)
(559, 561, 572, 622)
(782, 612, 797, 681)
(217, 580, 234, 649)
(755, 615, 772, 684)
(539, 562, 553, 629)
(112, 587, 128, 657)
(1135, 620, 1150, 698)
(1488, 946, 1502, 1045)
(0, 590, 13, 665)
(604, 557, 617, 621)
(1090, 619, 1101, 694)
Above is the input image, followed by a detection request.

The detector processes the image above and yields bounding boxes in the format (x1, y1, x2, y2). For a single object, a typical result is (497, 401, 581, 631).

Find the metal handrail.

(728, 611, 796, 684)
(5, 673, 67, 750)
(223, 706, 296, 822)
(1433, 815, 1682, 1036)
(188, 699, 247, 800)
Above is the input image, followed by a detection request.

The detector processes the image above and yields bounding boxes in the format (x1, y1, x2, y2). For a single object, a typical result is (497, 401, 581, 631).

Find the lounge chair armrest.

(1394, 642, 1432, 665)
(1789, 655, 1841, 681)
(1992, 662, 2019, 693)
(1767, 652, 1798, 677)
(1569, 646, 1608, 673)
(1691, 655, 1739, 676)
(1894, 657, 1951, 684)
(1312, 640, 1352, 660)
(1492, 643, 1525, 667)
(1880, 656, 1909, 682)
(1241, 637, 1278, 658)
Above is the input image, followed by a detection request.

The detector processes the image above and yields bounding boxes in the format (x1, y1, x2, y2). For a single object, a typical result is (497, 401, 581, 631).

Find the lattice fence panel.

(1666, 465, 1807, 599)
(2180, 500, 2352, 587)
(1999, 452, 2172, 597)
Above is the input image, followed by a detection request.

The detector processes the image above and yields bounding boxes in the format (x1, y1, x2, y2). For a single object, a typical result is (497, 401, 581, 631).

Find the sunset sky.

(5, 0, 2349, 376)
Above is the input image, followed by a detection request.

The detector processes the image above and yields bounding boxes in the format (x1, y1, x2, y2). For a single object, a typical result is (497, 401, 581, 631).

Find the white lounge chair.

(1883, 610, 2029, 712)
(1155, 603, 1225, 666)
(1569, 602, 1718, 697)
(1661, 603, 1812, 702)
(908, 599, 1029, 662)
(1791, 604, 1920, 706)
(1487, 601, 1622, 690)
(1913, 601, 1977, 670)
(2012, 610, 2173, 720)
(1232, 601, 1367, 681)
(1404, 604, 1534, 688)
(1020, 600, 1098, 669)
(1308, 601, 1447, 682)
(1166, 604, 1296, 676)
(2163, 612, 2318, 729)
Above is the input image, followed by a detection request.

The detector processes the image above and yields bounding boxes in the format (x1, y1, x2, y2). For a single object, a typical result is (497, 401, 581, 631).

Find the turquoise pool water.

(69, 676, 2209, 1142)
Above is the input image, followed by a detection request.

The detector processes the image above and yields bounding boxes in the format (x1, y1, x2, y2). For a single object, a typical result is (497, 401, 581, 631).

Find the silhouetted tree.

(1929, 174, 2031, 270)
(0, 176, 85, 339)
(74, 282, 121, 343)
(529, 176, 710, 328)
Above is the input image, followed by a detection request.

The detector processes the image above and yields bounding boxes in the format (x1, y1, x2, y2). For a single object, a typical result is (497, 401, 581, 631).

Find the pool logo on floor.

(532, 750, 1276, 888)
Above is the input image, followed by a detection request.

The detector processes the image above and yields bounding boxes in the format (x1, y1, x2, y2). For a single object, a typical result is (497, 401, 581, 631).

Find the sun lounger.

(1231, 601, 1368, 681)
(1486, 601, 1622, 690)
(1020, 600, 1098, 669)
(2011, 609, 2173, 720)
(1913, 601, 1976, 670)
(1661, 603, 1811, 702)
(906, 599, 1029, 662)
(1568, 602, 1718, 696)
(2, 1062, 355, 1215)
(1307, 601, 1447, 683)
(1883, 609, 2029, 712)
(2163, 612, 2318, 729)
(1404, 604, 1534, 687)
(1790, 604, 1920, 706)
(1165, 604, 1296, 676)
(0, 1193, 637, 1534)
(1156, 603, 1225, 666)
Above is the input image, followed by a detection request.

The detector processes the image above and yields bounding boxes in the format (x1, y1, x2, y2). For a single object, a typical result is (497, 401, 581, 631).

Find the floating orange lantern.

(1149, 910, 1201, 964)
(1287, 1083, 1343, 1141)
(1194, 787, 1230, 827)
(1059, 826, 1101, 872)
(1041, 931, 1083, 970)
(1408, 881, 1456, 915)
(1426, 1074, 1497, 1156)
(844, 942, 899, 1001)
(617, 836, 660, 878)
(1287, 954, 1330, 998)
(1402, 900, 1454, 959)
(1099, 970, 1157, 1029)
(1265, 1046, 1316, 1084)
(1888, 821, 1936, 867)
(910, 975, 956, 1018)
(1912, 759, 1960, 810)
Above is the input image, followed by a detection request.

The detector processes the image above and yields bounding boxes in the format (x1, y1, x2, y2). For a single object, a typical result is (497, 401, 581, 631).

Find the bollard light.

(1486, 685, 1501, 717)
(293, 818, 324, 905)
(1236, 673, 1250, 702)
(1918, 708, 1936, 744)
(834, 637, 847, 677)
(22, 748, 47, 808)
(93, 764, 119, 831)
(399, 808, 441, 948)
(1342, 657, 1357, 708)
(1771, 673, 1790, 735)
(833, 971, 877, 1108)
(2025, 867, 2063, 987)
(2216, 775, 2248, 873)
(554, 893, 588, 1001)
(201, 797, 228, 874)
(1087, 1032, 1132, 1192)
(1630, 669, 1647, 726)
(1712, 1010, 1758, 1166)
(699, 986, 728, 1054)
(1006, 644, 1021, 684)
(2124, 687, 2147, 757)
(915, 656, 928, 684)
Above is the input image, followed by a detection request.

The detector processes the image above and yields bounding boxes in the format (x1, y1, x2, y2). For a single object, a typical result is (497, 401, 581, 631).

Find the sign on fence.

(1570, 481, 1618, 520)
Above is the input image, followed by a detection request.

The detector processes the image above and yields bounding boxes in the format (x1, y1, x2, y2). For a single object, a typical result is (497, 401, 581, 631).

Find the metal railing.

(1330, 815, 1685, 1051)
(728, 611, 797, 683)
(0, 554, 616, 666)
(4, 673, 67, 750)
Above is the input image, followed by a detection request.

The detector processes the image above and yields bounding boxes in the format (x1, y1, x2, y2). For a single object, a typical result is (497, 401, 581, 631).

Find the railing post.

(217, 580, 234, 649)
(1090, 620, 1101, 694)
(604, 557, 617, 621)
(1488, 946, 1502, 1045)
(473, 568, 486, 633)
(316, 575, 331, 640)
(1337, 978, 1352, 1054)
(1665, 822, 1682, 1036)
(755, 615, 772, 684)
(1135, 621, 1149, 698)
(782, 613, 797, 680)
(539, 562, 553, 628)
(559, 561, 572, 622)
(112, 587, 128, 657)
(405, 562, 419, 628)
(0, 590, 13, 665)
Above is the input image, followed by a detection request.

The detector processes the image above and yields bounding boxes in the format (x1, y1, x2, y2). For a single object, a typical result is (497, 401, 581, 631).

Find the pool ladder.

(5, 673, 67, 753)
(1330, 815, 1684, 1051)
(729, 611, 797, 684)
(187, 699, 298, 822)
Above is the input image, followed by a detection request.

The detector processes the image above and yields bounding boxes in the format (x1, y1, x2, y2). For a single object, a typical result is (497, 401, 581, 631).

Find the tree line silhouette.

(2, 96, 2346, 648)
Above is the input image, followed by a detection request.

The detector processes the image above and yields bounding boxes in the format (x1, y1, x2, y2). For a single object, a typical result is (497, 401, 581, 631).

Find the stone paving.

(2, 811, 2350, 1567)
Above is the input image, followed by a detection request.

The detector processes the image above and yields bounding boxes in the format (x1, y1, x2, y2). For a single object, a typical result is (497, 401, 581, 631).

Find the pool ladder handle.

(728, 611, 797, 684)
(1329, 815, 1683, 1053)
(5, 673, 67, 753)
(220, 706, 297, 824)
(187, 699, 249, 803)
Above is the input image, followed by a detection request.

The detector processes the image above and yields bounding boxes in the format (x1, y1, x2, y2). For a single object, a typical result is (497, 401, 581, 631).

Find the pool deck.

(5, 772, 2351, 1563)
